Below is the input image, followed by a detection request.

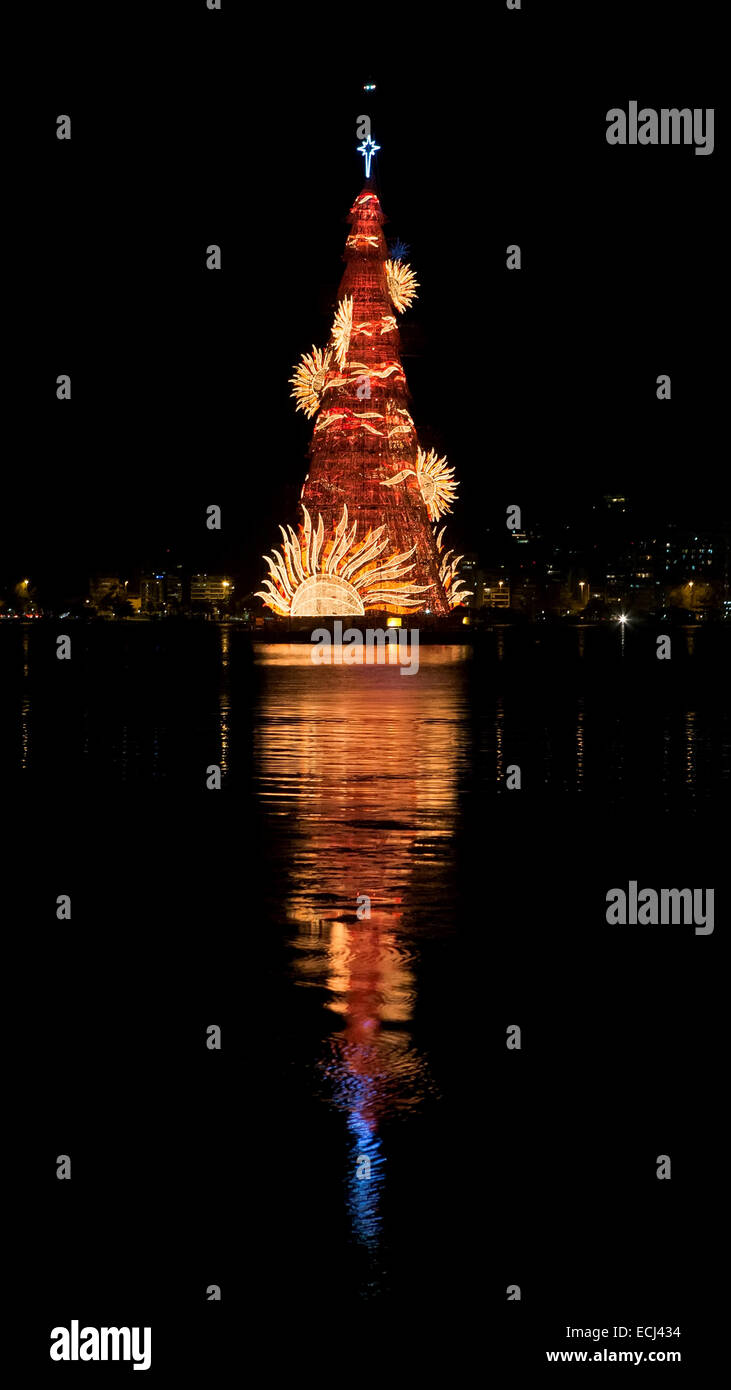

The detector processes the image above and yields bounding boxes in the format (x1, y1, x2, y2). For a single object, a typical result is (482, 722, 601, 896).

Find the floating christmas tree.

(257, 138, 472, 618)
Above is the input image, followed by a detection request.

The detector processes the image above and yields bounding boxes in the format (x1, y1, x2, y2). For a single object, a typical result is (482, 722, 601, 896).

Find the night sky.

(6, 2, 726, 600)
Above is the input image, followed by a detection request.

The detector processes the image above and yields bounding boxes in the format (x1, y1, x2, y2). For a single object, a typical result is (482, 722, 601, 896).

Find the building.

(140, 574, 165, 613)
(481, 570, 510, 608)
(661, 530, 728, 615)
(663, 531, 724, 582)
(190, 575, 234, 611)
(458, 554, 488, 607)
(139, 570, 186, 615)
(165, 575, 183, 606)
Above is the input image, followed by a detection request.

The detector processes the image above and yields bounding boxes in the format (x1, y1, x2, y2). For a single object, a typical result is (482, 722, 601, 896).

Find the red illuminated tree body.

(257, 183, 471, 618)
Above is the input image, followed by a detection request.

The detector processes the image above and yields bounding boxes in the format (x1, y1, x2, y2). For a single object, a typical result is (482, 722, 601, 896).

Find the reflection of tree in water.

(253, 648, 467, 1289)
(253, 645, 468, 925)
(321, 919, 439, 1257)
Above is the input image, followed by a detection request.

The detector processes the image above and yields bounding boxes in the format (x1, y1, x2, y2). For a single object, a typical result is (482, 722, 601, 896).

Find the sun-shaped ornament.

(380, 446, 458, 522)
(331, 296, 353, 367)
(256, 504, 433, 617)
(289, 345, 334, 418)
(435, 525, 473, 609)
(415, 448, 458, 520)
(385, 260, 419, 313)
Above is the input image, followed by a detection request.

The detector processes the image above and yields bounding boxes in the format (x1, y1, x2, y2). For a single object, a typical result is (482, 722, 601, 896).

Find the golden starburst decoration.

(415, 448, 458, 521)
(331, 296, 353, 367)
(380, 447, 458, 521)
(289, 345, 334, 418)
(435, 526, 473, 609)
(256, 504, 433, 617)
(385, 260, 419, 313)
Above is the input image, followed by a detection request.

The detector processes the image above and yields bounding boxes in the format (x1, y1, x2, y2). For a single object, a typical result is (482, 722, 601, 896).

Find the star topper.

(357, 136, 380, 178)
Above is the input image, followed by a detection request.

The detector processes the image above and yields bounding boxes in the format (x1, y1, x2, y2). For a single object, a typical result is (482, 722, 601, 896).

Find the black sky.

(5, 1, 726, 598)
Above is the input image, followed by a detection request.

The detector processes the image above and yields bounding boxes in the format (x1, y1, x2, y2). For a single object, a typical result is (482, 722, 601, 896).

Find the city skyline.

(3, 490, 728, 620)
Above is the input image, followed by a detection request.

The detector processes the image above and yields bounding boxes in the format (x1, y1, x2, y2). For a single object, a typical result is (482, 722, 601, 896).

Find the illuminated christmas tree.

(257, 138, 472, 618)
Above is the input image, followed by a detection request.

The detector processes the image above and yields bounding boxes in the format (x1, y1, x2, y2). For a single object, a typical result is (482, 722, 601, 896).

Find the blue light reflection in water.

(345, 1074, 386, 1253)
